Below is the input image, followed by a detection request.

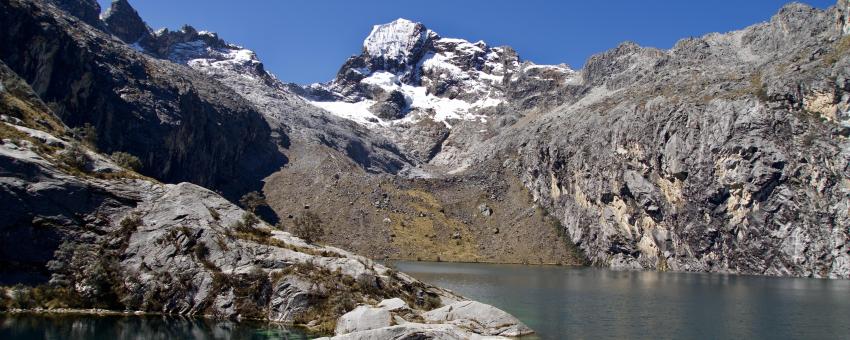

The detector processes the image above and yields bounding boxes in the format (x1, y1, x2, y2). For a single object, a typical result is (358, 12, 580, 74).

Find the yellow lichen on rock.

(803, 91, 838, 121)
(550, 172, 562, 201)
(657, 177, 684, 208)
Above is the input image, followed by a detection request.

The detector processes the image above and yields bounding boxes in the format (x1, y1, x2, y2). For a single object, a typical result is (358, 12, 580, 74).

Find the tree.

(293, 212, 324, 244)
(239, 191, 266, 213)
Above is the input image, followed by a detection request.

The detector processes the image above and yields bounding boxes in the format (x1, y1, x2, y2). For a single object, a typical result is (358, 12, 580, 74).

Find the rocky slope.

(0, 59, 531, 338)
(0, 0, 287, 199)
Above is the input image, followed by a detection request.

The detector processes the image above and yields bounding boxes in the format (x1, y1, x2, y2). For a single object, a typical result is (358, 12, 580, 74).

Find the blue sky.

(97, 0, 836, 84)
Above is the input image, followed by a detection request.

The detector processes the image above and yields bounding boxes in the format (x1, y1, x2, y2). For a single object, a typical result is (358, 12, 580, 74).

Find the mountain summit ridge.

(301, 17, 573, 128)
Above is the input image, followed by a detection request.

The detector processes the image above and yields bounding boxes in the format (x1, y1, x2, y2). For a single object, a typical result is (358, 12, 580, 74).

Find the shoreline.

(0, 308, 316, 330)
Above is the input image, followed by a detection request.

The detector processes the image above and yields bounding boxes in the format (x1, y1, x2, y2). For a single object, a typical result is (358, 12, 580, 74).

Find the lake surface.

(393, 261, 850, 340)
(3, 264, 849, 339)
(0, 314, 310, 340)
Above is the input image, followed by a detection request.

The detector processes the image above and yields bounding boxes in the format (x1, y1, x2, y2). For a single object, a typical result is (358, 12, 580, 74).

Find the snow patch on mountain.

(308, 99, 381, 126)
(312, 70, 495, 128)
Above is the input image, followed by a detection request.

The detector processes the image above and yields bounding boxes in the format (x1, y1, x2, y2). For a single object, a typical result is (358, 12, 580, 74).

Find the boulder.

(377, 298, 408, 312)
(478, 204, 493, 217)
(423, 301, 533, 337)
(320, 323, 506, 340)
(335, 306, 393, 335)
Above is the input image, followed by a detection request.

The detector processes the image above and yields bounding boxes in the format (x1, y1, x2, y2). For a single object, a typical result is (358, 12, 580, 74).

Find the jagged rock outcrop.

(0, 60, 532, 337)
(303, 18, 563, 128)
(101, 0, 151, 44)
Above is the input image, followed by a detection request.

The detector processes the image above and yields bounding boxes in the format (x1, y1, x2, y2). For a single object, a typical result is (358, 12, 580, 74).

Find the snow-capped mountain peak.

(296, 18, 576, 129)
(363, 18, 435, 66)
(300, 19, 529, 127)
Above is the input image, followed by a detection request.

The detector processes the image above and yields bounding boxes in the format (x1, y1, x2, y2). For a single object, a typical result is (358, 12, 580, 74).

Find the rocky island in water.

(1, 0, 849, 339)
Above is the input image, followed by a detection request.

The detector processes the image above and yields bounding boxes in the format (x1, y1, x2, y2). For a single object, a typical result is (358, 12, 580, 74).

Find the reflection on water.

(0, 314, 310, 340)
(393, 261, 850, 340)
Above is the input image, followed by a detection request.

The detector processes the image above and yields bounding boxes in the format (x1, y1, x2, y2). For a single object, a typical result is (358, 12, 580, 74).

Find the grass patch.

(283, 262, 440, 335)
(110, 151, 142, 171)
(228, 213, 342, 258)
(385, 189, 479, 262)
(0, 91, 65, 135)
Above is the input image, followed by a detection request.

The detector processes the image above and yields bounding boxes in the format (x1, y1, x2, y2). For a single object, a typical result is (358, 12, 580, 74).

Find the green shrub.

(57, 142, 89, 170)
(293, 212, 324, 244)
(70, 123, 97, 148)
(111, 215, 142, 252)
(0, 288, 8, 310)
(1, 284, 81, 310)
(239, 191, 267, 213)
(231, 213, 270, 238)
(110, 151, 142, 171)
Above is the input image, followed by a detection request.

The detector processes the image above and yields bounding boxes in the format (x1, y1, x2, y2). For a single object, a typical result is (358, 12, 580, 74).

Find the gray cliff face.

(0, 61, 529, 337)
(0, 0, 287, 199)
(44, 0, 101, 26)
(457, 3, 850, 278)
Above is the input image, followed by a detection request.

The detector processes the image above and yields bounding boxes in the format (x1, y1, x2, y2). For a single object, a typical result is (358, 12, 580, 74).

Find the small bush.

(119, 215, 142, 234)
(57, 142, 89, 170)
(110, 151, 142, 171)
(231, 213, 270, 238)
(111, 215, 142, 252)
(293, 212, 324, 244)
(239, 191, 267, 213)
(70, 123, 97, 148)
(0, 288, 8, 311)
(1, 284, 82, 310)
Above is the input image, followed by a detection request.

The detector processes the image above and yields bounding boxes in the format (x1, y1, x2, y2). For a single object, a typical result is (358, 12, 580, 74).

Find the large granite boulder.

(335, 306, 393, 335)
(423, 301, 534, 337)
